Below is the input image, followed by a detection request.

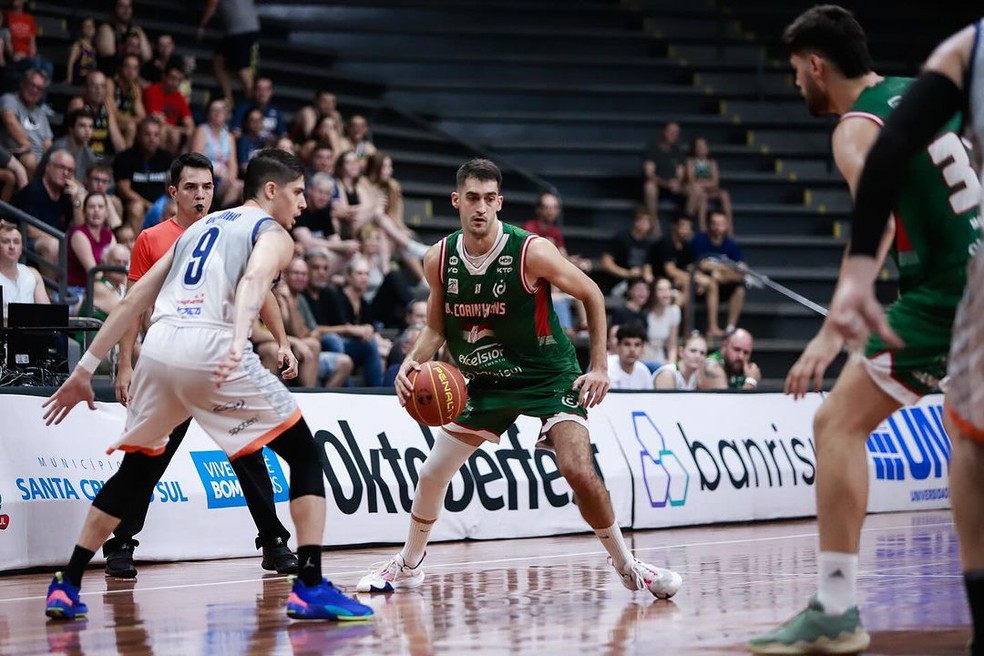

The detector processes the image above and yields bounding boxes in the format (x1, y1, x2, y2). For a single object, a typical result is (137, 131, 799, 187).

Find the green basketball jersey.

(844, 76, 982, 305)
(440, 222, 581, 387)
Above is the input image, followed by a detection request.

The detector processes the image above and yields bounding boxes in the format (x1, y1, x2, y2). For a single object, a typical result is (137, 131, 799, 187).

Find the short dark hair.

(243, 148, 304, 201)
(456, 158, 502, 190)
(616, 321, 648, 343)
(169, 152, 213, 188)
(782, 5, 873, 79)
(65, 107, 94, 129)
(164, 55, 186, 77)
(671, 214, 693, 226)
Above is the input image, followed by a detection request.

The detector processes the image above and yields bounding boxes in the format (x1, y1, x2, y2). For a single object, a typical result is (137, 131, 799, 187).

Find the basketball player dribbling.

(42, 148, 372, 622)
(749, 7, 980, 653)
(811, 17, 984, 654)
(103, 152, 298, 579)
(356, 158, 682, 599)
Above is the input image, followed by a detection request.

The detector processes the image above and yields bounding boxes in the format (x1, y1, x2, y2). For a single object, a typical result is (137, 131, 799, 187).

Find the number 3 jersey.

(842, 76, 981, 308)
(151, 206, 279, 329)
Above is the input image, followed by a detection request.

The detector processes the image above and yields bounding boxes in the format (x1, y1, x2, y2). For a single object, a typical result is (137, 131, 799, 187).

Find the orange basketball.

(405, 361, 468, 426)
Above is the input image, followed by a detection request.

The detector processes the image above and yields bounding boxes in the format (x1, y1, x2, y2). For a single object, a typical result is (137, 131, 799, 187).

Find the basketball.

(405, 361, 468, 426)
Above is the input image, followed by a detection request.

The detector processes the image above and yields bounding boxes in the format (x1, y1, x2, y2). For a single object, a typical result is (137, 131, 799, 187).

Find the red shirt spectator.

(142, 82, 190, 127)
(6, 4, 36, 58)
(523, 191, 566, 250)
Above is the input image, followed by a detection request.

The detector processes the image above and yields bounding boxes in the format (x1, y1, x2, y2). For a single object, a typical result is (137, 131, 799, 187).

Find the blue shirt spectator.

(691, 211, 743, 265)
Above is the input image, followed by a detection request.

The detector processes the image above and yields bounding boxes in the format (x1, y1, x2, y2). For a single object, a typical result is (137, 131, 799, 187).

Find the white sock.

(400, 517, 432, 569)
(595, 522, 633, 572)
(817, 551, 859, 615)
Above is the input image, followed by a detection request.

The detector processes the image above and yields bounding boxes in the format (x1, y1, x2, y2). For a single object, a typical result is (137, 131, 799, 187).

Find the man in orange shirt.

(6, 0, 52, 80)
(103, 152, 300, 577)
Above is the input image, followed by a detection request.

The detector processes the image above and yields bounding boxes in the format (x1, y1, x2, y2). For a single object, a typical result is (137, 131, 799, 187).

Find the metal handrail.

(81, 265, 128, 319)
(0, 199, 69, 303)
(703, 255, 829, 317)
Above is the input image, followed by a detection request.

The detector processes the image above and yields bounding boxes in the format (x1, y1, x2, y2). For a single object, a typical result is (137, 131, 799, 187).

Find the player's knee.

(266, 418, 326, 499)
(92, 456, 150, 517)
(559, 464, 601, 495)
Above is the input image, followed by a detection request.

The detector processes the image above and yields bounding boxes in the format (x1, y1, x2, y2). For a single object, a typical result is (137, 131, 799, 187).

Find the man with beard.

(748, 6, 980, 654)
(703, 328, 760, 391)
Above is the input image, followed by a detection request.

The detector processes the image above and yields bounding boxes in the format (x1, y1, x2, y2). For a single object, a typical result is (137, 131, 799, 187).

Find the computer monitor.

(5, 302, 70, 372)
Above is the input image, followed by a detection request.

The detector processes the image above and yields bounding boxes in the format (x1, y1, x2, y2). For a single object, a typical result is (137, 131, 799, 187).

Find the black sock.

(65, 545, 96, 588)
(297, 545, 323, 587)
(965, 570, 984, 654)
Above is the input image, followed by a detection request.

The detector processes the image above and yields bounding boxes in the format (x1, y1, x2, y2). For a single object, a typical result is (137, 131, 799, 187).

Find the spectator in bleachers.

(338, 254, 391, 381)
(231, 76, 285, 141)
(346, 114, 377, 166)
(189, 97, 242, 209)
(607, 322, 653, 390)
(704, 327, 761, 391)
(112, 222, 134, 251)
(610, 277, 649, 328)
(0, 12, 10, 76)
(650, 214, 722, 337)
(643, 121, 686, 235)
(291, 171, 357, 275)
(653, 331, 707, 390)
(65, 17, 97, 85)
(89, 242, 129, 321)
(66, 191, 116, 305)
(106, 54, 145, 148)
(299, 114, 348, 166)
(236, 106, 267, 169)
(274, 136, 295, 154)
(693, 210, 746, 334)
(384, 320, 423, 387)
(139, 33, 173, 86)
(645, 277, 680, 366)
(292, 88, 343, 144)
(332, 149, 376, 239)
(112, 116, 170, 233)
(357, 223, 415, 330)
(283, 256, 353, 388)
(685, 136, 733, 233)
(95, 0, 151, 76)
(250, 280, 320, 388)
(599, 206, 655, 297)
(522, 191, 593, 272)
(12, 148, 78, 264)
(305, 144, 335, 182)
(303, 250, 386, 388)
(6, 0, 52, 80)
(0, 221, 48, 318)
(66, 71, 125, 161)
(366, 151, 404, 229)
(142, 58, 193, 154)
(1, 67, 51, 178)
(0, 144, 27, 201)
(50, 109, 97, 187)
(85, 162, 124, 229)
(197, 0, 261, 104)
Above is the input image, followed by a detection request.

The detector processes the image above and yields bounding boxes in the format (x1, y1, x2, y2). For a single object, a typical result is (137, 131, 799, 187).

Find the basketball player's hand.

(212, 347, 243, 387)
(784, 327, 843, 400)
(573, 369, 609, 408)
(42, 371, 96, 425)
(395, 359, 421, 406)
(828, 274, 903, 351)
(115, 362, 133, 406)
(277, 345, 298, 380)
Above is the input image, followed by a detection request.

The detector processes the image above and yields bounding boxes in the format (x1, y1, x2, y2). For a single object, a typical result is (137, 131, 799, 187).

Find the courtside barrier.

(0, 391, 950, 571)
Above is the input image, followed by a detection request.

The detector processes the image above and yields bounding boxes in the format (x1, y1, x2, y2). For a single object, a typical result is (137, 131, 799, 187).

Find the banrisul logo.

(191, 448, 289, 509)
(631, 411, 688, 508)
(866, 404, 951, 481)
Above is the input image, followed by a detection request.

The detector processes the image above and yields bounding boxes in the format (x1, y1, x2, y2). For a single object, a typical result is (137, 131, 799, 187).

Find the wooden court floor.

(0, 510, 969, 655)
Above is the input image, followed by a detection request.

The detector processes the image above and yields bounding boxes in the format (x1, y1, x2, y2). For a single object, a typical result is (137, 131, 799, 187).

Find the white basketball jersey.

(151, 206, 279, 328)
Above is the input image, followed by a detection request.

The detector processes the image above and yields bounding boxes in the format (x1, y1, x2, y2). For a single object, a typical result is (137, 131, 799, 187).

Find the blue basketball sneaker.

(286, 577, 374, 621)
(45, 572, 88, 620)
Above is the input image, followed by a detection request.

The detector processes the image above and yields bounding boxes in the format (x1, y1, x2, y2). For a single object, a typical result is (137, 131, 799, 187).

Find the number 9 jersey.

(150, 206, 280, 328)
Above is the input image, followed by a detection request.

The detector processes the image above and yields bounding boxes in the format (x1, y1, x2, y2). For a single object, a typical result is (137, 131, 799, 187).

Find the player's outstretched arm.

(42, 250, 176, 425)
(396, 243, 447, 404)
(214, 229, 296, 385)
(525, 237, 609, 408)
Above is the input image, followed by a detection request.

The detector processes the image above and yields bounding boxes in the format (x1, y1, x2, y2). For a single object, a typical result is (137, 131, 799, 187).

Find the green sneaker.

(748, 596, 871, 654)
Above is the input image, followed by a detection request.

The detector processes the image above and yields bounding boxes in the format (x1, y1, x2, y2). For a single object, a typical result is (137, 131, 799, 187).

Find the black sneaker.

(105, 540, 138, 578)
(261, 538, 298, 574)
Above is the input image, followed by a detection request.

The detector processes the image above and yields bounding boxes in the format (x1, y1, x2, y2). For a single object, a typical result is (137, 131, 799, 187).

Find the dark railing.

(0, 200, 69, 303)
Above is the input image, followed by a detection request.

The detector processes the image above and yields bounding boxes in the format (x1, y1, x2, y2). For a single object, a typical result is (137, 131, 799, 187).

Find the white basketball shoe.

(612, 558, 683, 599)
(356, 553, 425, 593)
